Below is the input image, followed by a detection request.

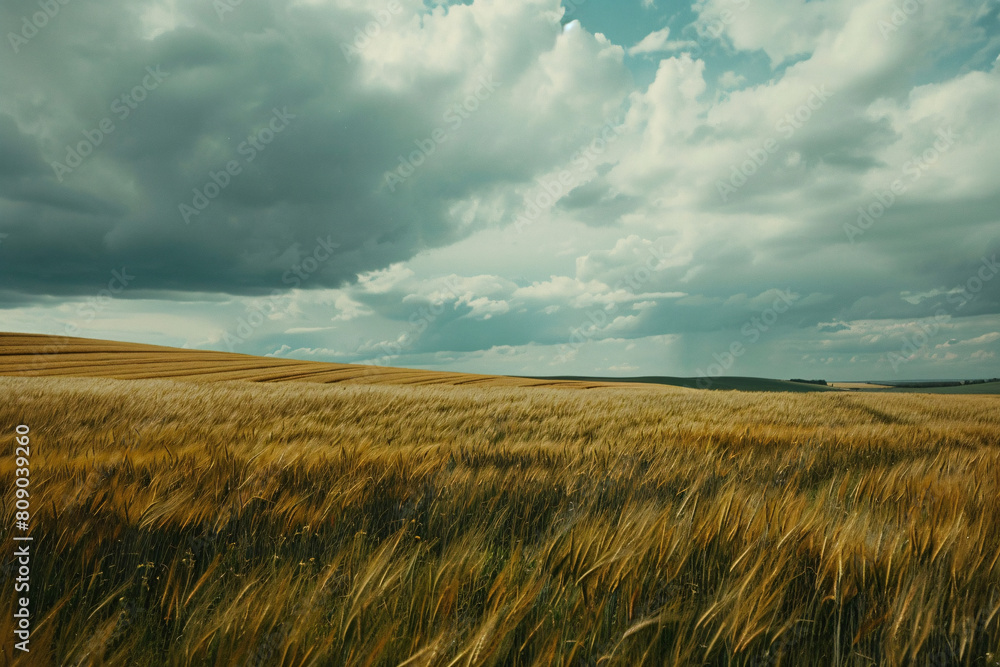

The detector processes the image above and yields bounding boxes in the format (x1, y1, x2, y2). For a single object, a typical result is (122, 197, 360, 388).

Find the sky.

(1, 0, 999, 381)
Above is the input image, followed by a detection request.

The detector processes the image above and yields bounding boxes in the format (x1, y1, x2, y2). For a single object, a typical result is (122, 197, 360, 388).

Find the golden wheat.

(1, 375, 999, 665)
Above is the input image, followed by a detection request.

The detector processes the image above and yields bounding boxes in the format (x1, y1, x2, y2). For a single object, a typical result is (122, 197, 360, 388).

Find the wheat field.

(2, 367, 1000, 666)
(0, 334, 628, 388)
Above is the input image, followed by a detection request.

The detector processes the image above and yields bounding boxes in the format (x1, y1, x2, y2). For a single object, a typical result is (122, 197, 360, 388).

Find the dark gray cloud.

(0, 0, 630, 301)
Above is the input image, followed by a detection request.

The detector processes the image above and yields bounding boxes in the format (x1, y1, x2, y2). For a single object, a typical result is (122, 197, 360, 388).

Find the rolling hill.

(0, 333, 654, 389)
(6, 332, 994, 393)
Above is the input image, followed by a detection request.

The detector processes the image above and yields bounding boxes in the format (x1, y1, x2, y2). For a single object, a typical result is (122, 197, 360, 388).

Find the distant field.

(829, 382, 1000, 395)
(889, 381, 1000, 394)
(0, 333, 640, 390)
(534, 375, 840, 392)
(829, 382, 889, 391)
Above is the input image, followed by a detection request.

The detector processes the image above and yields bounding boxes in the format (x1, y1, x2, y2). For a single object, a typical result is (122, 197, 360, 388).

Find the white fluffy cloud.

(628, 28, 696, 56)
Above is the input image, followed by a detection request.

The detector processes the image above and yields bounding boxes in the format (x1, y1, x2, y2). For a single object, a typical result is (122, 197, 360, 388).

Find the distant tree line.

(789, 378, 1000, 388)
(891, 378, 1000, 388)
